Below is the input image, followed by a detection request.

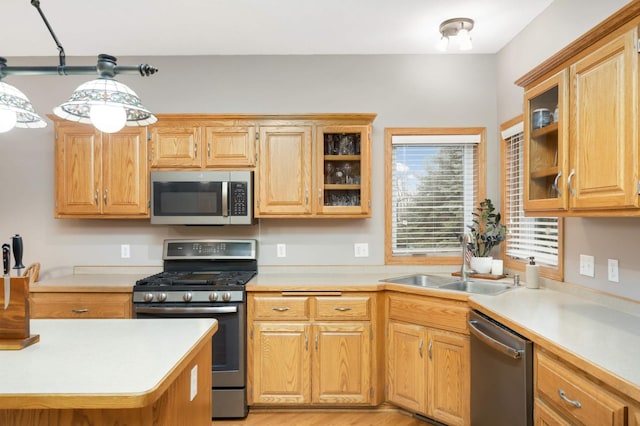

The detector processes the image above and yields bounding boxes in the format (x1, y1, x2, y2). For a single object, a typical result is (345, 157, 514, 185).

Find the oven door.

(133, 303, 246, 388)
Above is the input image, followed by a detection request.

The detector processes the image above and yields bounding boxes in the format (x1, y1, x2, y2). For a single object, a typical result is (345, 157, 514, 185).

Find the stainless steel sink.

(437, 280, 513, 295)
(381, 274, 458, 287)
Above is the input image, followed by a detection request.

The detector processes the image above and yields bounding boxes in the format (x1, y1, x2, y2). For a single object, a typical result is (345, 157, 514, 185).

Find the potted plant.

(467, 198, 507, 273)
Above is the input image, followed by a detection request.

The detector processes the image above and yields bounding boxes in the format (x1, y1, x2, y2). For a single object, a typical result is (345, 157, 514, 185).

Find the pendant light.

(0, 0, 158, 133)
(53, 54, 157, 133)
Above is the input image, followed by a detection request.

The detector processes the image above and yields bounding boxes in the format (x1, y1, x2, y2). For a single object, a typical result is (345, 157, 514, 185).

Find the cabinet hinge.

(368, 200, 371, 208)
(370, 387, 374, 398)
(255, 131, 259, 140)
(250, 328, 253, 339)
(146, 130, 151, 141)
(148, 200, 151, 209)
(637, 39, 640, 53)
(637, 180, 640, 194)
(54, 131, 58, 140)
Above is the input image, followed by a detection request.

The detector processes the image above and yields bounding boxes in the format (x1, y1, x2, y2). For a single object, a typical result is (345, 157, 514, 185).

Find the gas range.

(132, 239, 256, 304)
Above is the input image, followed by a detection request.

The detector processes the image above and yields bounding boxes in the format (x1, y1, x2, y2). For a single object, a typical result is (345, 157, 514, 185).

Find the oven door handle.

(134, 306, 238, 315)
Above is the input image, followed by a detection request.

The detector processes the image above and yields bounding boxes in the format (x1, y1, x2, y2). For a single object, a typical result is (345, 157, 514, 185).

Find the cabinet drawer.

(387, 293, 468, 334)
(315, 296, 371, 320)
(251, 296, 310, 320)
(536, 350, 627, 426)
(31, 293, 132, 319)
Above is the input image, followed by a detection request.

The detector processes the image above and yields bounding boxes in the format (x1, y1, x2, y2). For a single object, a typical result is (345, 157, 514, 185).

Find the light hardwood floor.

(213, 408, 429, 426)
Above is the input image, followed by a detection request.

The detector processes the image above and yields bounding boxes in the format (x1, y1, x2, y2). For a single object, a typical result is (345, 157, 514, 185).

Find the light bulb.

(0, 109, 17, 133)
(457, 29, 472, 51)
(436, 35, 449, 52)
(90, 104, 127, 133)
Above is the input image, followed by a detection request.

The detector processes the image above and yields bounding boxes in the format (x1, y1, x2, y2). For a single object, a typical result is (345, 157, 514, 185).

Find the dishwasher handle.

(468, 319, 522, 359)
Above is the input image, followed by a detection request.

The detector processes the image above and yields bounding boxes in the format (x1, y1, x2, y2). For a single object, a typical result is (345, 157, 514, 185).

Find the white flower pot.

(470, 256, 493, 274)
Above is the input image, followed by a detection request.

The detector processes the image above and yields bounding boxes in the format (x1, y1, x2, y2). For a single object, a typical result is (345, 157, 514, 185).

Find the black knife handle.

(2, 244, 9, 275)
(11, 235, 24, 270)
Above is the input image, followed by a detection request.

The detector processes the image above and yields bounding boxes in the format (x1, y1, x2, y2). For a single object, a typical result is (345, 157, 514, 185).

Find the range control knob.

(209, 292, 219, 302)
(157, 292, 167, 302)
(143, 293, 154, 302)
(222, 292, 232, 302)
(183, 292, 193, 302)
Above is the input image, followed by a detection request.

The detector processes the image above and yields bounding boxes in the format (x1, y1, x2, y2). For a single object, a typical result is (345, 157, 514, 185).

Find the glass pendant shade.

(436, 36, 449, 52)
(457, 29, 473, 51)
(0, 81, 47, 132)
(53, 77, 157, 133)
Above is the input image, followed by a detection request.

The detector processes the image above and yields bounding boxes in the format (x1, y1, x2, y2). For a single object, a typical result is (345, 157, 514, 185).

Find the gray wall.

(497, 0, 640, 300)
(0, 54, 498, 275)
(2, 0, 638, 302)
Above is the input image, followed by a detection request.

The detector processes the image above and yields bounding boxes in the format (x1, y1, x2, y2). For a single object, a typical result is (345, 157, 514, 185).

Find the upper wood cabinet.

(256, 126, 313, 216)
(149, 115, 256, 169)
(53, 120, 149, 218)
(254, 115, 375, 218)
(519, 17, 640, 216)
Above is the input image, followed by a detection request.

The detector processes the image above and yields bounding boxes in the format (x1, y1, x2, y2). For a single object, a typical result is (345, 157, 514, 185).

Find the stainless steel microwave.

(150, 171, 253, 225)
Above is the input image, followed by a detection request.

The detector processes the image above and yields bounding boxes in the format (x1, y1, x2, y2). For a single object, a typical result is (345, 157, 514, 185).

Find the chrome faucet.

(460, 233, 474, 281)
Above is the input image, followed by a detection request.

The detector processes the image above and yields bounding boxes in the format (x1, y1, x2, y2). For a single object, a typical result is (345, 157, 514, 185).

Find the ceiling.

(4, 0, 554, 57)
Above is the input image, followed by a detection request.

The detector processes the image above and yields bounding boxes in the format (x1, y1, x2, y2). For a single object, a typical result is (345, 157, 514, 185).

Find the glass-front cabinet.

(523, 70, 568, 212)
(317, 125, 371, 216)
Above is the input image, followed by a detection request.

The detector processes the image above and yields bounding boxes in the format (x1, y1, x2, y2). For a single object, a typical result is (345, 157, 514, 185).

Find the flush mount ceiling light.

(436, 17, 475, 52)
(0, 0, 158, 134)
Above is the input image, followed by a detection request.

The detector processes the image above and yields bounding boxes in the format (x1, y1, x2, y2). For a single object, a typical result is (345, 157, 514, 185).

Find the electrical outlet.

(354, 243, 369, 258)
(579, 254, 595, 277)
(608, 259, 619, 283)
(276, 244, 286, 258)
(121, 244, 130, 259)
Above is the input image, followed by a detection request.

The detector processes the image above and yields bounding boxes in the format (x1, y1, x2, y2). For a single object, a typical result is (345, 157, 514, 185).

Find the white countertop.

(0, 318, 217, 407)
(470, 287, 640, 393)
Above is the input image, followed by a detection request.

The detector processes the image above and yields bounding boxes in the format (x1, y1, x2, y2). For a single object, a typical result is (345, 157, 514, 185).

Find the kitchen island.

(0, 318, 217, 426)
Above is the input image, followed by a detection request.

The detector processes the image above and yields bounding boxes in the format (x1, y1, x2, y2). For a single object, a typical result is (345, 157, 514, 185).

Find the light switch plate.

(120, 244, 130, 259)
(608, 259, 619, 282)
(276, 244, 286, 258)
(579, 254, 595, 277)
(354, 243, 369, 258)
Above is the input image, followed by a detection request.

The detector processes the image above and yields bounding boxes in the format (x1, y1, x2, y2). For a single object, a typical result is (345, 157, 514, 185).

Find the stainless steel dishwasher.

(468, 310, 533, 426)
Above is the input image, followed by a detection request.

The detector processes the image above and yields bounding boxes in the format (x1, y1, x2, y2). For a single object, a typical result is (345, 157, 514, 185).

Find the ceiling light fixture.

(436, 17, 475, 52)
(0, 0, 158, 134)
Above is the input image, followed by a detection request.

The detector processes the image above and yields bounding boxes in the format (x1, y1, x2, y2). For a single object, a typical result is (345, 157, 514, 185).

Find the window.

(385, 128, 486, 265)
(500, 116, 563, 280)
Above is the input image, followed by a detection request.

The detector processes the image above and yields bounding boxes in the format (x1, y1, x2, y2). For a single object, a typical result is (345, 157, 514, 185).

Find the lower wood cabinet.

(534, 347, 640, 426)
(247, 292, 382, 406)
(386, 292, 470, 426)
(30, 292, 132, 319)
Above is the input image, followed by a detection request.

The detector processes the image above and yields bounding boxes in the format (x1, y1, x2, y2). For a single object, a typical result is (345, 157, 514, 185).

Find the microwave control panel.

(230, 182, 248, 216)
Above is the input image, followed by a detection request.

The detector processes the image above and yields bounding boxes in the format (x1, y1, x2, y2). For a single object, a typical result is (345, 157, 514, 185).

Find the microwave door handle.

(222, 181, 229, 217)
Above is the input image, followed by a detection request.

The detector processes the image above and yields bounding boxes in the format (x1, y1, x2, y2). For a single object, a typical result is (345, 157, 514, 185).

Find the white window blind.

(503, 126, 559, 267)
(391, 134, 478, 257)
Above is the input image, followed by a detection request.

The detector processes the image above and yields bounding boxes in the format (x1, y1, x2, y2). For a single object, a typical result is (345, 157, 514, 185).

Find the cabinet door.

(535, 399, 573, 426)
(101, 127, 148, 215)
(387, 321, 427, 414)
(55, 124, 102, 216)
(203, 126, 256, 168)
(569, 29, 639, 210)
(250, 322, 311, 404)
(524, 70, 569, 212)
(312, 323, 371, 404)
(149, 124, 202, 168)
(427, 329, 470, 426)
(316, 125, 371, 217)
(256, 126, 312, 216)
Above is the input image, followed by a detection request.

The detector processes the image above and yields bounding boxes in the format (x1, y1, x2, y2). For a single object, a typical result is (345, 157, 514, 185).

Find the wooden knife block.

(0, 277, 39, 349)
